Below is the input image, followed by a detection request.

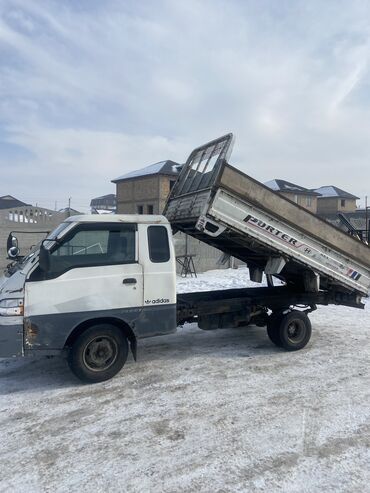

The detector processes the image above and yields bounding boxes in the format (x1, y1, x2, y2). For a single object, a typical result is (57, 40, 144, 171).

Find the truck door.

(133, 223, 177, 338)
(24, 223, 144, 348)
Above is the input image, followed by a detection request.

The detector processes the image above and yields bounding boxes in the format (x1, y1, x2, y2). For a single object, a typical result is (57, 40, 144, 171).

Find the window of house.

(294, 194, 299, 204)
(137, 205, 144, 214)
(341, 199, 346, 207)
(46, 224, 136, 277)
(147, 226, 170, 263)
(169, 180, 176, 190)
(147, 204, 154, 214)
(306, 196, 312, 207)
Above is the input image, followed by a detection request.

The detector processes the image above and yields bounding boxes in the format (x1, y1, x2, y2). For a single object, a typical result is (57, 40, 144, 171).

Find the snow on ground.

(177, 266, 263, 292)
(1, 268, 369, 492)
(177, 266, 285, 293)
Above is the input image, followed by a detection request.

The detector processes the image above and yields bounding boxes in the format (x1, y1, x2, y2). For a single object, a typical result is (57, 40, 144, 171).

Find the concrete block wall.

(173, 232, 243, 273)
(0, 207, 72, 272)
(116, 176, 161, 214)
(317, 197, 357, 214)
(279, 192, 318, 213)
(116, 175, 177, 216)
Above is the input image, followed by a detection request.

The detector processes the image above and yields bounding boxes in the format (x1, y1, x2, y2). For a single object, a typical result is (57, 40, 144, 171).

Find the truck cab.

(0, 215, 176, 382)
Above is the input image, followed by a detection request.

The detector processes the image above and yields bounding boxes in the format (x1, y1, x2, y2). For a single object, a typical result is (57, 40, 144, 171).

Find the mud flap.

(130, 337, 137, 361)
(0, 323, 23, 357)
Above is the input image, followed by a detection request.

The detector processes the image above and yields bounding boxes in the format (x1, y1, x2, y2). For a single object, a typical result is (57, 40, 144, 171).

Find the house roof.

(312, 186, 359, 200)
(112, 160, 181, 183)
(90, 194, 116, 206)
(58, 207, 81, 214)
(0, 195, 30, 210)
(264, 179, 320, 196)
(91, 194, 116, 201)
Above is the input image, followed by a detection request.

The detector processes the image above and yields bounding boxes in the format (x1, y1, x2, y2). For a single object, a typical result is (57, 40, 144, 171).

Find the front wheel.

(68, 324, 129, 383)
(267, 310, 312, 351)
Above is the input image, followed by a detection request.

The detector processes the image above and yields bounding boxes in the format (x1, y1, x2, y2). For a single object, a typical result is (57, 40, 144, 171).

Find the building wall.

(317, 197, 357, 214)
(116, 176, 159, 214)
(279, 192, 318, 213)
(0, 207, 74, 272)
(173, 232, 244, 273)
(159, 175, 177, 214)
(116, 175, 176, 215)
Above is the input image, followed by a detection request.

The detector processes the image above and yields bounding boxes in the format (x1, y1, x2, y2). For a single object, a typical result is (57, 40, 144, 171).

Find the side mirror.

(39, 243, 50, 272)
(7, 233, 18, 252)
(8, 246, 20, 259)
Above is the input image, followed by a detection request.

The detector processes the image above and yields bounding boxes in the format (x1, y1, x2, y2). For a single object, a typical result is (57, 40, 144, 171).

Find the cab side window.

(54, 230, 109, 257)
(47, 224, 136, 277)
(147, 226, 170, 263)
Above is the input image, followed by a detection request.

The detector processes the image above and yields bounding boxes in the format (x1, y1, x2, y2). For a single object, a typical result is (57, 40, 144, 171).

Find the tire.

(68, 324, 129, 383)
(278, 311, 311, 351)
(267, 311, 284, 347)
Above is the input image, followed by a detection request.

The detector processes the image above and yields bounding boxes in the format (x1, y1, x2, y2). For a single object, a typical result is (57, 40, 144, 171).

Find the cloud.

(1, 0, 370, 210)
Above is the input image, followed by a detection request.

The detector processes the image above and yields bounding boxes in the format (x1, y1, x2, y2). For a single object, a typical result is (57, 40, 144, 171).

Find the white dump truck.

(1, 134, 369, 383)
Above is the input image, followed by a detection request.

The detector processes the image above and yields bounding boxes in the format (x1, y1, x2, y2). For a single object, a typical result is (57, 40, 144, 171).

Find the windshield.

(42, 222, 74, 250)
(20, 222, 71, 263)
(47, 222, 71, 240)
(20, 241, 42, 266)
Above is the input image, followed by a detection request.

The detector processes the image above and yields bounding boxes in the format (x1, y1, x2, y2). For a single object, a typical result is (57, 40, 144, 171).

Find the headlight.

(0, 299, 24, 316)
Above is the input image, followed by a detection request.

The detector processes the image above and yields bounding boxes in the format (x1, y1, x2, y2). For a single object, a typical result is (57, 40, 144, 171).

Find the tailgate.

(163, 133, 234, 223)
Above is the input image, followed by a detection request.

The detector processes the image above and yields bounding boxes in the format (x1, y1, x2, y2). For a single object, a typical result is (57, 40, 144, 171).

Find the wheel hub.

(83, 336, 118, 372)
(286, 320, 305, 343)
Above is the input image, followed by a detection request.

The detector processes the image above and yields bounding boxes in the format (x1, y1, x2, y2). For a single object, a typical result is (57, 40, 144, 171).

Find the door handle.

(122, 278, 137, 284)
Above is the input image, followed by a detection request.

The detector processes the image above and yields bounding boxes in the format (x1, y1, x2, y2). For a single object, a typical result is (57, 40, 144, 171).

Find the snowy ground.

(1, 268, 369, 492)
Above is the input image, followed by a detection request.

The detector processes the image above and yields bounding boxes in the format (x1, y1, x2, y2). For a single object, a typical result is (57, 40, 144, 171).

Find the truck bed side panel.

(207, 189, 370, 295)
(219, 165, 370, 269)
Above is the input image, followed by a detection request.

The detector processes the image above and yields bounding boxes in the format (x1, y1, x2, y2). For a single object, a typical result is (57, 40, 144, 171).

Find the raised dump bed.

(164, 134, 370, 297)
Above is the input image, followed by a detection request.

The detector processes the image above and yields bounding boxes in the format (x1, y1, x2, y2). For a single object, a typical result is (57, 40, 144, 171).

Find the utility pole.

(68, 197, 71, 217)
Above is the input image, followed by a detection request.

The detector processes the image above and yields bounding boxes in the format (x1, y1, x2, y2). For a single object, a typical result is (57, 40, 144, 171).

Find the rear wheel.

(267, 310, 311, 351)
(267, 311, 284, 346)
(68, 324, 129, 383)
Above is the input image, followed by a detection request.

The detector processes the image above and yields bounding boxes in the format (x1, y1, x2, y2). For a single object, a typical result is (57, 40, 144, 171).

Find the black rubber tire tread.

(267, 312, 284, 347)
(68, 324, 129, 383)
(277, 310, 312, 351)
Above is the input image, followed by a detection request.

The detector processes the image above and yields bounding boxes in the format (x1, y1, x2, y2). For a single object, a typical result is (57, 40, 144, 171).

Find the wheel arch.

(64, 317, 137, 361)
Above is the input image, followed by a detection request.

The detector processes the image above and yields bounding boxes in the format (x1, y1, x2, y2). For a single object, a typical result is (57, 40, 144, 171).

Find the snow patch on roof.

(315, 186, 337, 197)
(264, 179, 279, 190)
(283, 184, 303, 191)
(92, 209, 114, 215)
(118, 161, 167, 180)
(264, 179, 318, 195)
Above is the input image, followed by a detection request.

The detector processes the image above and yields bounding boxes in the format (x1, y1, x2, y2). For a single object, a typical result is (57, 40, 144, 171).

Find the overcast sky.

(1, 0, 370, 212)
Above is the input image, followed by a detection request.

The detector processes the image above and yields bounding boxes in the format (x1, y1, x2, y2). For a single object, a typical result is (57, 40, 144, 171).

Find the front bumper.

(0, 316, 23, 358)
